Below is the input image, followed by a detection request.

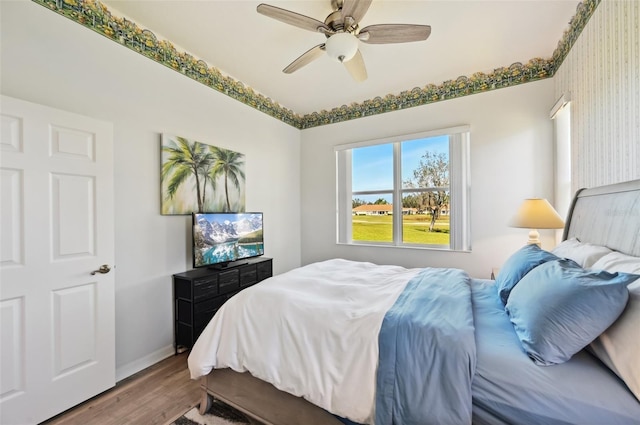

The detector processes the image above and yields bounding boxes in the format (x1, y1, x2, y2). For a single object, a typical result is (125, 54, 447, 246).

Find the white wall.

(1, 1, 301, 379)
(554, 0, 639, 191)
(300, 80, 556, 279)
(7, 0, 609, 382)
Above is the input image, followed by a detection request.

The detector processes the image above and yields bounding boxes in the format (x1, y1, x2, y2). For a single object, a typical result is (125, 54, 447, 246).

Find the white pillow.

(591, 251, 640, 274)
(590, 279, 640, 401)
(551, 238, 613, 268)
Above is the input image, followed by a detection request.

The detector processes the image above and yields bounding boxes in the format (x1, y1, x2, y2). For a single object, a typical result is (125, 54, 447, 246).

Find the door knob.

(91, 264, 111, 275)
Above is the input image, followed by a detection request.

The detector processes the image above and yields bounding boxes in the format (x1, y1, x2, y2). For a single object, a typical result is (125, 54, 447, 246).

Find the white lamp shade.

(509, 198, 565, 229)
(325, 33, 359, 63)
(510, 198, 564, 246)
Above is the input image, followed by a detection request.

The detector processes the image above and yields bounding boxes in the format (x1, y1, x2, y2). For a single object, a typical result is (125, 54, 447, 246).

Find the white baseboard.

(115, 344, 175, 382)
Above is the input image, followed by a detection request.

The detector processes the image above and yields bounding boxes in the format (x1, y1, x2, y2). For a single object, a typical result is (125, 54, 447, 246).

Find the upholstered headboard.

(563, 179, 640, 257)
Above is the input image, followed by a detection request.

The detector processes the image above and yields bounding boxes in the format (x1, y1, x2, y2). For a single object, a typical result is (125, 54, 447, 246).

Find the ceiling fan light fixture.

(325, 32, 359, 63)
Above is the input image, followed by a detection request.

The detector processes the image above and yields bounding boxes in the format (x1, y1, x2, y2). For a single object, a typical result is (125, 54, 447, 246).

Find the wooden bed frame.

(199, 368, 343, 424)
(199, 179, 640, 424)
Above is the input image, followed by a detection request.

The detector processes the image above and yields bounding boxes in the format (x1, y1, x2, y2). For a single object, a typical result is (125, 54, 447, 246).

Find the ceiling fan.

(257, 0, 431, 82)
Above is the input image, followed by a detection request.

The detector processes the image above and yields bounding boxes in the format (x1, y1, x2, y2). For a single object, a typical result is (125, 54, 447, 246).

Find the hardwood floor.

(42, 352, 200, 425)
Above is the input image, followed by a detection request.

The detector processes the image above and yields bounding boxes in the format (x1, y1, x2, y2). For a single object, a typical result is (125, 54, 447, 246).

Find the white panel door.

(0, 95, 115, 424)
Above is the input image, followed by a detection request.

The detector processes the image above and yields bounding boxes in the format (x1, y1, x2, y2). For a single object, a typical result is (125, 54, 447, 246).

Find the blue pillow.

(495, 244, 558, 305)
(506, 259, 634, 366)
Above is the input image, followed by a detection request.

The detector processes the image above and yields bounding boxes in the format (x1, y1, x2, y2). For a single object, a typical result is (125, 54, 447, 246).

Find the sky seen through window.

(352, 135, 449, 204)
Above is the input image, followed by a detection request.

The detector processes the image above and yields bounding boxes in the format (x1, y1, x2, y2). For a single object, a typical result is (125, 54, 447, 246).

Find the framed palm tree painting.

(161, 134, 246, 214)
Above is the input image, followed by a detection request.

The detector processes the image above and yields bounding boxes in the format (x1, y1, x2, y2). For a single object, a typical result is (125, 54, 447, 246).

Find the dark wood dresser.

(173, 257, 272, 353)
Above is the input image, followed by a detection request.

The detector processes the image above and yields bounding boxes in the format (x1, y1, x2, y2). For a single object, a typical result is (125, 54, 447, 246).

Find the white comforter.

(188, 259, 421, 423)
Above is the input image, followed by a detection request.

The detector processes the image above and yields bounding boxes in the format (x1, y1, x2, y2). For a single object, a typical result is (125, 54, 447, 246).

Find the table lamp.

(509, 198, 564, 246)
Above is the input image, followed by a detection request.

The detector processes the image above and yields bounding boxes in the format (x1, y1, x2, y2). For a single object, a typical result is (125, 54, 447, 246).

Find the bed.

(188, 179, 640, 425)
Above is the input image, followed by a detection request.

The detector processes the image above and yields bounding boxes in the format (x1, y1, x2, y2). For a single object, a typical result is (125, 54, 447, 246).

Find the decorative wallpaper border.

(32, 0, 599, 129)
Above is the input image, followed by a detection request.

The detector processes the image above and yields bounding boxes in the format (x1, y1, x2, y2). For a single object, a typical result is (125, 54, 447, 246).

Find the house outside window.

(336, 126, 471, 251)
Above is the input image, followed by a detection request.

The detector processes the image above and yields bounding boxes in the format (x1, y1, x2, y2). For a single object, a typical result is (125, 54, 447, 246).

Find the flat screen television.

(192, 212, 264, 269)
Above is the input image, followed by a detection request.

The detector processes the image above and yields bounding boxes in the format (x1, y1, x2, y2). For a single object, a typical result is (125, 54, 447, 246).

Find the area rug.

(171, 399, 251, 425)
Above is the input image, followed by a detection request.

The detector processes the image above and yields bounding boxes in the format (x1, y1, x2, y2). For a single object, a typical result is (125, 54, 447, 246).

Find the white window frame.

(550, 93, 572, 244)
(336, 126, 471, 251)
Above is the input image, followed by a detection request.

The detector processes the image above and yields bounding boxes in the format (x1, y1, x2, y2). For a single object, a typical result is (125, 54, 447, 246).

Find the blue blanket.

(375, 268, 476, 425)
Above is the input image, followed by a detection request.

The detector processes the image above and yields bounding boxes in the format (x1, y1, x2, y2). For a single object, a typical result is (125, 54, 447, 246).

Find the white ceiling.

(102, 0, 580, 115)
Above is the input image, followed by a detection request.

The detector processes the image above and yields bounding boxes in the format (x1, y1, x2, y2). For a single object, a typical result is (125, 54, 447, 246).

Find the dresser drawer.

(240, 266, 257, 287)
(257, 260, 272, 281)
(194, 322, 208, 341)
(218, 269, 240, 294)
(194, 295, 227, 315)
(193, 276, 218, 301)
(194, 295, 227, 326)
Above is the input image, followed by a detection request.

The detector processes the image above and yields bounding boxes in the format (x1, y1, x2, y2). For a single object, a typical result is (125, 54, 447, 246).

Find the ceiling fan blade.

(342, 0, 373, 25)
(344, 49, 367, 82)
(257, 3, 330, 33)
(283, 44, 326, 74)
(359, 24, 431, 44)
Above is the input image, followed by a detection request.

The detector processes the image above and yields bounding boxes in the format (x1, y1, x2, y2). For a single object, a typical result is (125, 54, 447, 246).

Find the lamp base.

(526, 229, 541, 247)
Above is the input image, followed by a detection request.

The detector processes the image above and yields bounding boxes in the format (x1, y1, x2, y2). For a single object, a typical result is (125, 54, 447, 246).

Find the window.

(551, 94, 571, 244)
(336, 126, 471, 251)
